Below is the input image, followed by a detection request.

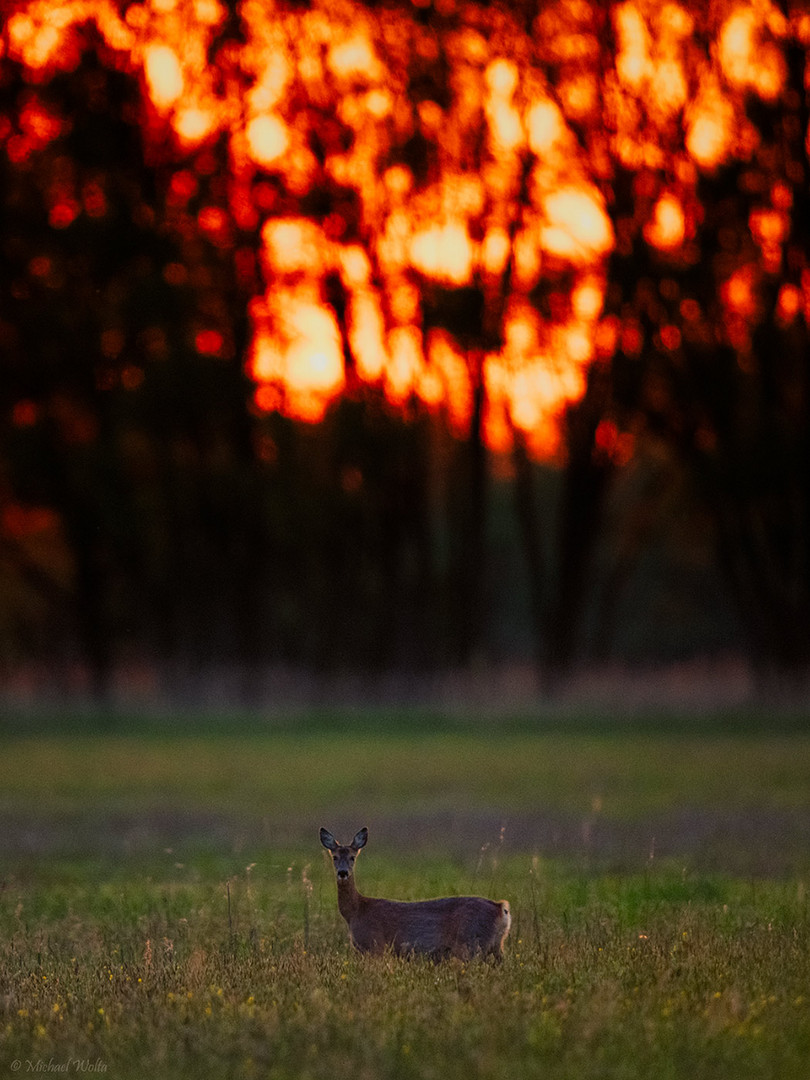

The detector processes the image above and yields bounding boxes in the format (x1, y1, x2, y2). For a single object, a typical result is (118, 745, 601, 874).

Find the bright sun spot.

(144, 44, 184, 110)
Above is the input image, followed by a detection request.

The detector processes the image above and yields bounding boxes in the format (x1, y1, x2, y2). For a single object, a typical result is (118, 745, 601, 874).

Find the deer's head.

(320, 827, 368, 881)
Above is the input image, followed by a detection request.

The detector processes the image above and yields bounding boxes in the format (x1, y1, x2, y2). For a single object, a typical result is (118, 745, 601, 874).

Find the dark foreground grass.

(0, 721, 808, 1079)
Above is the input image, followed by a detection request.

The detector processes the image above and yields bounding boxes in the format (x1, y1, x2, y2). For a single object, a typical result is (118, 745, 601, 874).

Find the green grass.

(0, 719, 808, 1078)
(0, 729, 808, 818)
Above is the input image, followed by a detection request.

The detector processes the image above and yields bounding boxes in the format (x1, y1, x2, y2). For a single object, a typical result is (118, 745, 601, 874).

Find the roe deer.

(319, 826, 511, 961)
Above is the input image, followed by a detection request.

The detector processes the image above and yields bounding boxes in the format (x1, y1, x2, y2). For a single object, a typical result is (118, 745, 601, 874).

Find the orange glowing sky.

(2, 0, 803, 458)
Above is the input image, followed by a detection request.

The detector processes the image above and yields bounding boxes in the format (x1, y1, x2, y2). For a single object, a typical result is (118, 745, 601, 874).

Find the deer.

(319, 826, 511, 961)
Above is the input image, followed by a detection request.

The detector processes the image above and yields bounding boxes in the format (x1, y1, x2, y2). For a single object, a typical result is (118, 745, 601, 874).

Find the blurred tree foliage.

(0, 50, 480, 699)
(1, 1, 809, 701)
(602, 33, 810, 680)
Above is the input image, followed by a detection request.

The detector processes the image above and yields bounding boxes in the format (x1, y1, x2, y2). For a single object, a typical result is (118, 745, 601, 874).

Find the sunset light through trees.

(3, 0, 810, 695)
(5, 0, 802, 459)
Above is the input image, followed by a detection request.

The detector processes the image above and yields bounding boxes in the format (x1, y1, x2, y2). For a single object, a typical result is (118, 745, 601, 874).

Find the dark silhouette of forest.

(1, 2, 808, 706)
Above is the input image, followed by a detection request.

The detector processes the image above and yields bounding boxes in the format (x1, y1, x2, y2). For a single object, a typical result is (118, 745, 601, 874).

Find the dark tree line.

(0, 49, 488, 699)
(2, 2, 810, 705)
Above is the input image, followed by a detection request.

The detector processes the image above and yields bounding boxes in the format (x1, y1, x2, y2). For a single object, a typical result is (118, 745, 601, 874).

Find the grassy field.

(0, 717, 808, 1079)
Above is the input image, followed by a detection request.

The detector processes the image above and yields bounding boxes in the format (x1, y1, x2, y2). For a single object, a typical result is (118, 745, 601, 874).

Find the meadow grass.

(0, 720, 808, 1079)
(0, 728, 808, 819)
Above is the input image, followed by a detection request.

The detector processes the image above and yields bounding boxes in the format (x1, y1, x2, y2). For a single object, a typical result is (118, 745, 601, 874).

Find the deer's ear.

(320, 828, 338, 851)
(352, 827, 368, 850)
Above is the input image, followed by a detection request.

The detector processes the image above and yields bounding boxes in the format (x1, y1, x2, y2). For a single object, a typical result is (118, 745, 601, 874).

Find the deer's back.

(349, 895, 510, 958)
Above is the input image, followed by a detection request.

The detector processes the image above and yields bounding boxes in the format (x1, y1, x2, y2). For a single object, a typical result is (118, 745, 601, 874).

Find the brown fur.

(320, 827, 511, 961)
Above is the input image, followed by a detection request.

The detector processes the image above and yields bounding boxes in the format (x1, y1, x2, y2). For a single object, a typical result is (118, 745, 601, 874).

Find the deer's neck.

(336, 876, 362, 922)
